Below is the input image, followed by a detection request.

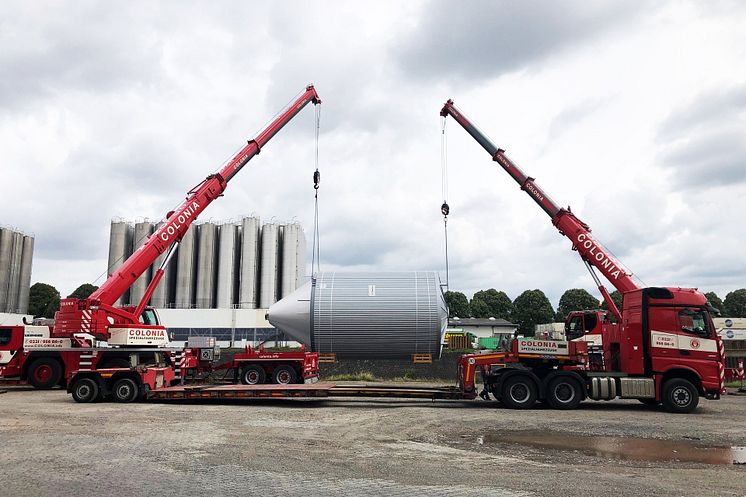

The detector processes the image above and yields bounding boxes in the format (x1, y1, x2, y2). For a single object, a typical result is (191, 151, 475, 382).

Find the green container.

(478, 337, 499, 350)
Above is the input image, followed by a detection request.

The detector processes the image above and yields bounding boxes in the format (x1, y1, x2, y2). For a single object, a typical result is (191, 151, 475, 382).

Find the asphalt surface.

(1, 387, 745, 497)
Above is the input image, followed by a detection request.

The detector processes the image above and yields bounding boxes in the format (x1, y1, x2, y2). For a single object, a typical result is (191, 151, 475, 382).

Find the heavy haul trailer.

(0, 85, 322, 389)
(440, 99, 726, 413)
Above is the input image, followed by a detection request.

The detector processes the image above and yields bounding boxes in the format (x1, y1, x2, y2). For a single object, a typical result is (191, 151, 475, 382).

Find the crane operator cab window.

(138, 308, 160, 326)
(678, 308, 712, 338)
(566, 315, 584, 340)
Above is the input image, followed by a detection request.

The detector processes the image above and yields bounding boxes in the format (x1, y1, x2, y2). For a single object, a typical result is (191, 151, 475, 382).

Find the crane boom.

(440, 99, 640, 297)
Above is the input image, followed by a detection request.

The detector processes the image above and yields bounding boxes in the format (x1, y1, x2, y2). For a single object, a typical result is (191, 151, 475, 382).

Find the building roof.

(449, 317, 517, 327)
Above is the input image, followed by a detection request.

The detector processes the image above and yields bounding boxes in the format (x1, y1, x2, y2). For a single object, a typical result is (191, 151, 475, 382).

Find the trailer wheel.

(546, 376, 583, 410)
(27, 358, 63, 389)
(240, 364, 266, 385)
(501, 375, 537, 409)
(112, 377, 139, 403)
(273, 365, 297, 385)
(71, 377, 99, 403)
(662, 378, 699, 414)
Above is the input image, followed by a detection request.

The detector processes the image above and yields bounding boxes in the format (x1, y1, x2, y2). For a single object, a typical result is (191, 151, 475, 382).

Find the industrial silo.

(6, 231, 24, 313)
(17, 235, 34, 314)
(107, 220, 133, 307)
(259, 223, 280, 308)
(216, 222, 237, 308)
(149, 222, 174, 308)
(129, 221, 154, 306)
(174, 225, 196, 308)
(0, 227, 13, 312)
(238, 216, 261, 309)
(267, 271, 448, 359)
(280, 223, 306, 298)
(195, 222, 217, 309)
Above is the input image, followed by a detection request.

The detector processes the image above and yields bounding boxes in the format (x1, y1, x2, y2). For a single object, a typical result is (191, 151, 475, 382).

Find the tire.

(546, 376, 583, 410)
(71, 377, 100, 403)
(27, 358, 63, 389)
(240, 364, 266, 385)
(98, 357, 131, 369)
(272, 365, 298, 385)
(501, 375, 538, 409)
(662, 378, 699, 414)
(112, 377, 139, 403)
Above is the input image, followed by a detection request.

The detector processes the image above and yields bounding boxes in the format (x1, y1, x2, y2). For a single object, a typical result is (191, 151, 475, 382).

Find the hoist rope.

(311, 105, 322, 276)
(440, 116, 450, 290)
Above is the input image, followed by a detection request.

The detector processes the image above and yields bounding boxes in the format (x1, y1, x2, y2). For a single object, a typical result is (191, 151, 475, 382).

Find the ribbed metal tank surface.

(149, 221, 173, 308)
(238, 216, 261, 309)
(17, 235, 34, 314)
(216, 222, 237, 308)
(6, 231, 24, 313)
(129, 221, 154, 306)
(195, 223, 217, 309)
(107, 221, 133, 307)
(280, 223, 305, 298)
(268, 271, 448, 359)
(0, 228, 13, 311)
(259, 223, 280, 308)
(174, 225, 196, 308)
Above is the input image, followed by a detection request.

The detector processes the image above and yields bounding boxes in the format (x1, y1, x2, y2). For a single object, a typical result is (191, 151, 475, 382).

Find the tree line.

(27, 282, 98, 318)
(445, 288, 746, 335)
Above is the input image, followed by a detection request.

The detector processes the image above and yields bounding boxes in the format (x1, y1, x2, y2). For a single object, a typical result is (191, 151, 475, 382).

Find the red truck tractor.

(1, 85, 322, 390)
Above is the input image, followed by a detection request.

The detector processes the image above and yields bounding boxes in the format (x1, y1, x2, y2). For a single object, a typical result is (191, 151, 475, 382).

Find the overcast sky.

(2, 1, 745, 308)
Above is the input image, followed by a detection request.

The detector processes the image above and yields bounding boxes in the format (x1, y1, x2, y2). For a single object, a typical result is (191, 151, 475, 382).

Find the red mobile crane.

(0, 85, 321, 391)
(440, 99, 725, 412)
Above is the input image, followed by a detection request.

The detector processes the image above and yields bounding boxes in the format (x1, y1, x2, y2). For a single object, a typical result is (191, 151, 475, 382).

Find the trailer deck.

(147, 382, 474, 401)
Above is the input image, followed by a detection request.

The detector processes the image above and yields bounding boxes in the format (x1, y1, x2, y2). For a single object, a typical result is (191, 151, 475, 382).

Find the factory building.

(106, 217, 306, 345)
(0, 227, 34, 314)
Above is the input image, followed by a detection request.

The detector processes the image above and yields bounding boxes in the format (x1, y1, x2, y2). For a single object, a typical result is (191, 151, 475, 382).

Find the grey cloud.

(396, 0, 647, 82)
(658, 85, 746, 140)
(662, 130, 746, 189)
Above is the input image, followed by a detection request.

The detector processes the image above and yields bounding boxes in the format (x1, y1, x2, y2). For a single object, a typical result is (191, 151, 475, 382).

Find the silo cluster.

(106, 217, 306, 309)
(0, 227, 34, 314)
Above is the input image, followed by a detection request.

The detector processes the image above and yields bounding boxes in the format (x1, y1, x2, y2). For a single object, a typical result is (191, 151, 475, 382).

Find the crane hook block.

(441, 202, 450, 217)
(313, 170, 321, 190)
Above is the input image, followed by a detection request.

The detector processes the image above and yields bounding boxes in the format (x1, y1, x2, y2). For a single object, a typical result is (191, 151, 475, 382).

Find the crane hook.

(313, 169, 321, 190)
(441, 202, 450, 217)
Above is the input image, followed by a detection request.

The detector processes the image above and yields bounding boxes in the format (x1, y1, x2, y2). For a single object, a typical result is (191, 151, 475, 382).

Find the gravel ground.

(1, 387, 745, 497)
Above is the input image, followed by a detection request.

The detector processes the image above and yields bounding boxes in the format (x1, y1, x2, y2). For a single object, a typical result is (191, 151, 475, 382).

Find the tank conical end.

(267, 281, 312, 345)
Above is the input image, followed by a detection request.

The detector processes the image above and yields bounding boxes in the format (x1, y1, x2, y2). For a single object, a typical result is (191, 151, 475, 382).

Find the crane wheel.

(662, 378, 699, 414)
(501, 375, 538, 409)
(273, 365, 297, 385)
(27, 358, 63, 389)
(71, 377, 100, 403)
(112, 377, 139, 403)
(546, 376, 583, 410)
(240, 364, 266, 385)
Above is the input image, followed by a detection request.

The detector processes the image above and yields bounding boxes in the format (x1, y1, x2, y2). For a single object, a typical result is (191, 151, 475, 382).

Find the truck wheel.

(27, 358, 63, 389)
(112, 377, 139, 403)
(546, 376, 583, 410)
(662, 378, 699, 414)
(273, 365, 297, 385)
(71, 377, 99, 403)
(501, 375, 538, 409)
(240, 364, 266, 385)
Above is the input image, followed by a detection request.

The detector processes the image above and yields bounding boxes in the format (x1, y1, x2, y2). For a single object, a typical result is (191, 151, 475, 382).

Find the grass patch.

(726, 381, 745, 388)
(325, 372, 377, 382)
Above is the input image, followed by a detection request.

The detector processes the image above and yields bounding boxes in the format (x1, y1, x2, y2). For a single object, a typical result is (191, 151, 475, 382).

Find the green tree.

(512, 289, 555, 336)
(67, 283, 99, 300)
(704, 291, 724, 316)
(28, 282, 61, 318)
(470, 289, 513, 319)
(600, 290, 623, 313)
(556, 289, 600, 321)
(724, 289, 746, 318)
(444, 291, 470, 318)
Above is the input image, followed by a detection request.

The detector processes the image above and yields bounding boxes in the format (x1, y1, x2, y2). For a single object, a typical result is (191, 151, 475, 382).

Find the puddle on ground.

(478, 431, 746, 465)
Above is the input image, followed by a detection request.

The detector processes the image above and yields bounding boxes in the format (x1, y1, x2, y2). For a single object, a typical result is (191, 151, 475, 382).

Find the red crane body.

(53, 85, 321, 342)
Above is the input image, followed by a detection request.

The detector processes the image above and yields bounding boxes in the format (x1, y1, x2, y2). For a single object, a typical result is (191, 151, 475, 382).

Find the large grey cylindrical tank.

(238, 216, 261, 309)
(149, 222, 173, 308)
(268, 271, 448, 359)
(107, 220, 133, 307)
(129, 221, 154, 306)
(17, 235, 34, 314)
(280, 223, 305, 298)
(6, 231, 24, 313)
(195, 222, 217, 309)
(259, 223, 280, 308)
(216, 222, 237, 308)
(174, 225, 196, 308)
(0, 227, 14, 312)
